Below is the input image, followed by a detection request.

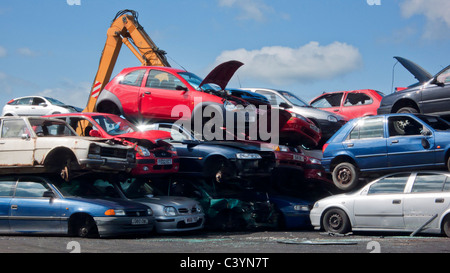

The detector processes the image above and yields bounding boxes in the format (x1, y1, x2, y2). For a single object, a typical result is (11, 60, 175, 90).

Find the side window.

(411, 173, 446, 193)
(368, 173, 410, 194)
(146, 70, 187, 91)
(1, 119, 29, 138)
(32, 97, 45, 105)
(257, 91, 285, 106)
(67, 117, 96, 136)
(344, 93, 373, 106)
(348, 117, 384, 140)
(0, 180, 17, 197)
(15, 181, 52, 198)
(311, 93, 343, 108)
(17, 98, 32, 105)
(119, 69, 146, 87)
(388, 116, 424, 137)
(436, 67, 450, 84)
(158, 125, 190, 142)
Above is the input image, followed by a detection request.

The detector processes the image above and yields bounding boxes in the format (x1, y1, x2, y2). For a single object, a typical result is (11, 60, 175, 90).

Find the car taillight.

(322, 143, 329, 154)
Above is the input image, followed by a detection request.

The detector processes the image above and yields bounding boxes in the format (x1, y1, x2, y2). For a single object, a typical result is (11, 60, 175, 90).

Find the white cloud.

(213, 41, 363, 85)
(16, 47, 39, 57)
(400, 0, 450, 39)
(37, 79, 91, 108)
(218, 0, 276, 22)
(0, 46, 6, 58)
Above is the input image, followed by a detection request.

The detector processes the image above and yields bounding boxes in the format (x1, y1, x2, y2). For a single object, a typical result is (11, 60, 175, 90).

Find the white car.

(0, 116, 136, 178)
(310, 171, 450, 237)
(2, 96, 81, 116)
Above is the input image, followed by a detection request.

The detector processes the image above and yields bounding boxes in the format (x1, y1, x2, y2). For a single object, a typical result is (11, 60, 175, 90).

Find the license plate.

(132, 218, 148, 225)
(157, 158, 172, 165)
(184, 217, 198, 224)
(293, 154, 304, 161)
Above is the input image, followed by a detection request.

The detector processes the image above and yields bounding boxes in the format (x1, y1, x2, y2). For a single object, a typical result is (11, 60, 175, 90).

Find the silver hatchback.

(310, 171, 450, 237)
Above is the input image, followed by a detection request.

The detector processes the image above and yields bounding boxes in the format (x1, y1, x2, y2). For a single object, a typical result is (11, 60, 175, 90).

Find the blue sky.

(1, 0, 450, 109)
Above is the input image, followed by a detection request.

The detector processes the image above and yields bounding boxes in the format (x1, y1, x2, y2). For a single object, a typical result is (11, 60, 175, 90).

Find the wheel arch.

(391, 98, 420, 113)
(330, 154, 358, 172)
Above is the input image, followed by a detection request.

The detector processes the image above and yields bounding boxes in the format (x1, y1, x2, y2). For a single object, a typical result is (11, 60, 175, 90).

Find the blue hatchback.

(322, 114, 450, 191)
(0, 175, 155, 237)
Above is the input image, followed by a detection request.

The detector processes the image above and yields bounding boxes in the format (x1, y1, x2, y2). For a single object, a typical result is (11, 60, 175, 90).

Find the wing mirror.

(279, 102, 292, 109)
(89, 130, 102, 137)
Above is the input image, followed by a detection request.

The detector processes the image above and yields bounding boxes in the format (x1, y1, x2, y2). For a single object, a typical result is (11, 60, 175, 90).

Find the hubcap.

(337, 167, 352, 185)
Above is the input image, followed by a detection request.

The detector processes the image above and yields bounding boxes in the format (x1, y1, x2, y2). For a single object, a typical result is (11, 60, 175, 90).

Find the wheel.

(442, 215, 450, 238)
(332, 162, 359, 191)
(446, 157, 450, 172)
(72, 215, 99, 238)
(396, 107, 418, 114)
(322, 208, 351, 234)
(205, 158, 233, 183)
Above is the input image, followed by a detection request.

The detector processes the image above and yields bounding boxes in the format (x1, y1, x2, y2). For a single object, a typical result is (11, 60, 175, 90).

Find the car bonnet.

(199, 60, 243, 91)
(394, 56, 433, 84)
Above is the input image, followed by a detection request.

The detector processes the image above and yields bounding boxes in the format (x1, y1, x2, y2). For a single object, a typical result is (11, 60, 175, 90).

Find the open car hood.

(199, 60, 243, 90)
(394, 56, 433, 84)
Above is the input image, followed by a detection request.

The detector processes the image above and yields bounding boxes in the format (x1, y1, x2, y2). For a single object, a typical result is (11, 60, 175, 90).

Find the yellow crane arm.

(83, 10, 170, 113)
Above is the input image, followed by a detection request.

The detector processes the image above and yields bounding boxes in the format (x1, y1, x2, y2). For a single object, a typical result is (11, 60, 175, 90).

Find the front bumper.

(79, 158, 135, 172)
(132, 158, 180, 176)
(93, 216, 155, 237)
(309, 209, 322, 230)
(154, 214, 205, 233)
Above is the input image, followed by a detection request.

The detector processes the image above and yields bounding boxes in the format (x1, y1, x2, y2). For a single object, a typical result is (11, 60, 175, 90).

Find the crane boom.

(83, 10, 170, 113)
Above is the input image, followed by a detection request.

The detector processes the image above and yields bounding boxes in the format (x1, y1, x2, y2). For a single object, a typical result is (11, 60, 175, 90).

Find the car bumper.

(131, 158, 180, 176)
(309, 209, 322, 230)
(93, 216, 155, 237)
(79, 158, 135, 172)
(154, 214, 205, 233)
(282, 211, 312, 229)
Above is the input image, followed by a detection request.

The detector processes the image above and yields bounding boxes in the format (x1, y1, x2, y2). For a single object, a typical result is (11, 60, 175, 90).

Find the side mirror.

(279, 102, 292, 109)
(176, 85, 188, 92)
(421, 129, 432, 136)
(89, 130, 102, 137)
(43, 191, 55, 198)
(431, 78, 445, 87)
(21, 134, 30, 140)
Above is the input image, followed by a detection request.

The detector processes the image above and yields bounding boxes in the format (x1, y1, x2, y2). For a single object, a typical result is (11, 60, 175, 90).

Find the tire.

(397, 107, 418, 114)
(332, 162, 359, 191)
(71, 215, 99, 238)
(442, 215, 450, 238)
(322, 208, 351, 234)
(446, 156, 450, 172)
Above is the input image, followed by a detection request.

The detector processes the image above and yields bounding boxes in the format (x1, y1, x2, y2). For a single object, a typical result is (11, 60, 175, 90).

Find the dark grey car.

(377, 56, 450, 120)
(243, 88, 347, 145)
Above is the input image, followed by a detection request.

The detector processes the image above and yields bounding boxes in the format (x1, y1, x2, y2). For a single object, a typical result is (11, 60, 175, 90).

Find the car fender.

(439, 209, 450, 230)
(328, 151, 358, 171)
(95, 89, 124, 116)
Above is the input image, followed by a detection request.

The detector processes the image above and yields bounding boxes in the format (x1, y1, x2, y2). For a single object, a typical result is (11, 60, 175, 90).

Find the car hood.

(65, 196, 150, 210)
(290, 105, 346, 121)
(132, 195, 200, 207)
(394, 56, 433, 84)
(117, 130, 172, 144)
(199, 60, 244, 90)
(201, 140, 273, 152)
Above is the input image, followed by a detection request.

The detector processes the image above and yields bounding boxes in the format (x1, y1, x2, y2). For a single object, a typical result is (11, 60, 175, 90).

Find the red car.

(309, 89, 384, 120)
(46, 113, 179, 176)
(95, 61, 256, 130)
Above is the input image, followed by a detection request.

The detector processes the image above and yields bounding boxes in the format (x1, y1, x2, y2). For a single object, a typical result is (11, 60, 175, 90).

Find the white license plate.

(293, 154, 304, 161)
(132, 218, 148, 225)
(157, 158, 172, 165)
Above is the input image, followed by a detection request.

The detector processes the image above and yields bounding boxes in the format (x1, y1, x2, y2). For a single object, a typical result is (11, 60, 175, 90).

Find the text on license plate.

(184, 217, 199, 224)
(132, 218, 148, 225)
(157, 158, 172, 165)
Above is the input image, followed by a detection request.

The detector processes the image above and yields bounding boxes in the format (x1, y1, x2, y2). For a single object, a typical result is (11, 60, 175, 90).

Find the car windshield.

(278, 90, 309, 107)
(29, 118, 77, 136)
(117, 177, 165, 199)
(416, 115, 450, 131)
(178, 72, 220, 92)
(92, 115, 137, 136)
(57, 176, 121, 199)
(44, 97, 65, 106)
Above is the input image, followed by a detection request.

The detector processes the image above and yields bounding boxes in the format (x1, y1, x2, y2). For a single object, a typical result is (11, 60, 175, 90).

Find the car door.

(9, 178, 63, 233)
(310, 92, 344, 116)
(0, 178, 17, 233)
(342, 116, 388, 171)
(386, 115, 435, 168)
(340, 92, 374, 119)
(403, 172, 450, 230)
(139, 69, 190, 121)
(420, 66, 450, 116)
(0, 119, 35, 166)
(12, 97, 33, 116)
(353, 173, 409, 229)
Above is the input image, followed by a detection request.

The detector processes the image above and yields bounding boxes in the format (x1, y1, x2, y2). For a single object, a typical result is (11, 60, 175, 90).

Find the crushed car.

(0, 116, 136, 179)
(46, 113, 179, 176)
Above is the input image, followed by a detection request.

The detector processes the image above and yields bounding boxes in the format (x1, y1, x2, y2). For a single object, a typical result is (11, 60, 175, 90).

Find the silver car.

(2, 96, 80, 116)
(310, 171, 450, 237)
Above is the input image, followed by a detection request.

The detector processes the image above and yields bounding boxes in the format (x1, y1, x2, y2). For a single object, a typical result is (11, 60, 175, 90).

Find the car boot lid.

(394, 56, 433, 84)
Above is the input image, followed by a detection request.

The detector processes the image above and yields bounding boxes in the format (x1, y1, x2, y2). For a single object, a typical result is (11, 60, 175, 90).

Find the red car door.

(139, 69, 191, 121)
(340, 91, 376, 119)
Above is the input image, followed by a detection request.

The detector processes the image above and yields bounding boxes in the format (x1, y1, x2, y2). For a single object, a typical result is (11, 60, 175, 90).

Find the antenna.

(391, 60, 399, 93)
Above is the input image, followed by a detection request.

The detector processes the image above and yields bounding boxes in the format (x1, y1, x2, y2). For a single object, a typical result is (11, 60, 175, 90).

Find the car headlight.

(88, 144, 101, 154)
(308, 158, 321, 165)
(293, 205, 310, 211)
(164, 206, 178, 216)
(147, 208, 153, 216)
(327, 115, 338, 122)
(236, 153, 262, 159)
(104, 209, 126, 216)
(290, 112, 308, 122)
(136, 145, 151, 157)
(224, 100, 238, 111)
(313, 202, 319, 208)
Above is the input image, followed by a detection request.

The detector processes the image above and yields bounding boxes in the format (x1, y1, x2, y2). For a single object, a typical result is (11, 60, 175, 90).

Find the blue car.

(322, 113, 450, 191)
(0, 175, 155, 237)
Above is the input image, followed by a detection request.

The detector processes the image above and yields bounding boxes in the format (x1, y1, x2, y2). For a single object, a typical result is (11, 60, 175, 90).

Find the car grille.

(125, 209, 149, 217)
(178, 206, 200, 214)
(100, 147, 128, 159)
